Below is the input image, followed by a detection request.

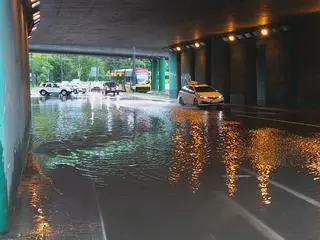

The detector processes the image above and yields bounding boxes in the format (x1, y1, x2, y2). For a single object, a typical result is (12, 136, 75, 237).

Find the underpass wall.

(195, 48, 206, 84)
(294, 14, 320, 107)
(210, 40, 230, 102)
(0, 0, 31, 232)
(171, 13, 319, 108)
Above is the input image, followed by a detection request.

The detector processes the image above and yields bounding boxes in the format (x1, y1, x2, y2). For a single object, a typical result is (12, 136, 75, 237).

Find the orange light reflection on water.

(169, 108, 206, 193)
(221, 121, 242, 197)
(17, 153, 54, 238)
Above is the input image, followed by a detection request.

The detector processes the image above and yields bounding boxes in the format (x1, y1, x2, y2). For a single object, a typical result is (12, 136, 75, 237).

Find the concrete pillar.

(205, 40, 212, 85)
(210, 39, 231, 103)
(229, 40, 257, 105)
(169, 52, 181, 98)
(244, 40, 257, 105)
(151, 59, 159, 90)
(282, 29, 298, 108)
(181, 49, 195, 85)
(0, 0, 31, 232)
(190, 50, 195, 81)
(265, 31, 298, 107)
(294, 14, 320, 107)
(195, 48, 206, 84)
(230, 44, 245, 104)
(159, 57, 166, 91)
(256, 42, 266, 105)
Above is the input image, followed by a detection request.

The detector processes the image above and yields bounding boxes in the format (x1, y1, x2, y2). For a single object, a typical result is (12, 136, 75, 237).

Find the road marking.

(235, 114, 320, 129)
(92, 182, 108, 240)
(222, 174, 251, 178)
(216, 192, 286, 240)
(240, 167, 320, 209)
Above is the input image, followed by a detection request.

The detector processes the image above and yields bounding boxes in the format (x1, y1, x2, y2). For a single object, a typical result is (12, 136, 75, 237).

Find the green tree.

(30, 53, 153, 85)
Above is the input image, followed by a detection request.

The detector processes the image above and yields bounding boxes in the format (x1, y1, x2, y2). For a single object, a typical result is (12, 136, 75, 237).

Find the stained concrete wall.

(264, 35, 287, 106)
(230, 44, 246, 104)
(0, 0, 31, 232)
(210, 40, 230, 102)
(181, 50, 195, 85)
(195, 48, 206, 84)
(294, 14, 320, 107)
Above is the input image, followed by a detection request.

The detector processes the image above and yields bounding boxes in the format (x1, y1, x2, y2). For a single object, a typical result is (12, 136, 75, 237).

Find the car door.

(185, 86, 195, 104)
(179, 86, 189, 103)
(52, 83, 60, 93)
(45, 83, 53, 93)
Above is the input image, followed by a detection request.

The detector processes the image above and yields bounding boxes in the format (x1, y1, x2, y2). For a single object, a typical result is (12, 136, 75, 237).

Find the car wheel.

(117, 92, 119, 95)
(178, 97, 185, 105)
(113, 92, 115, 96)
(193, 98, 199, 106)
(61, 90, 67, 96)
(40, 90, 47, 96)
(73, 89, 78, 94)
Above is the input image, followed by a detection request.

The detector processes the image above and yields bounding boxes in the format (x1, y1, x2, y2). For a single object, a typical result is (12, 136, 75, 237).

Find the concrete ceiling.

(30, 0, 320, 51)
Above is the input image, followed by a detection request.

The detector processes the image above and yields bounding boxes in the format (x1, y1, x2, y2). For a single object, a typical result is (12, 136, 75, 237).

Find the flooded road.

(4, 93, 320, 239)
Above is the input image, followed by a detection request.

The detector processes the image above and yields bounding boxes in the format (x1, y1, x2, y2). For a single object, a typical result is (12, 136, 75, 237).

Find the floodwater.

(4, 93, 320, 239)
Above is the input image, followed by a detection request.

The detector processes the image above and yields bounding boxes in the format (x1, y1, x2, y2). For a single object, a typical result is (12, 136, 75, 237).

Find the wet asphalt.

(3, 92, 320, 240)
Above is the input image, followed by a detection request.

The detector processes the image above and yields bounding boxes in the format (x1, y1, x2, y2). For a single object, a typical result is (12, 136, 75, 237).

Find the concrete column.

(151, 59, 159, 90)
(229, 40, 257, 105)
(244, 39, 257, 105)
(190, 49, 195, 80)
(159, 57, 166, 91)
(230, 44, 245, 104)
(205, 40, 212, 85)
(181, 49, 195, 85)
(0, 0, 31, 232)
(169, 52, 181, 98)
(282, 29, 298, 108)
(265, 31, 298, 107)
(256, 42, 266, 105)
(210, 39, 231, 103)
(294, 14, 319, 107)
(195, 48, 206, 84)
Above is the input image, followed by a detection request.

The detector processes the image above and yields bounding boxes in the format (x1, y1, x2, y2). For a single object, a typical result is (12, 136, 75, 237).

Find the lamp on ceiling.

(31, 0, 40, 8)
(194, 42, 200, 48)
(228, 35, 235, 42)
(260, 28, 269, 36)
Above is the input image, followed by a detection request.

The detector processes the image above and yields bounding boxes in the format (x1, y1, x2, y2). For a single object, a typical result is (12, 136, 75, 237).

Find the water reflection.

(17, 153, 61, 238)
(169, 108, 207, 192)
(220, 121, 243, 197)
(31, 95, 320, 207)
(295, 134, 320, 181)
(249, 128, 282, 205)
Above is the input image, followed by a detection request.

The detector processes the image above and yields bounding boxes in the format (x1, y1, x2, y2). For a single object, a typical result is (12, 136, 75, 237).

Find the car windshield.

(105, 82, 116, 87)
(195, 86, 217, 92)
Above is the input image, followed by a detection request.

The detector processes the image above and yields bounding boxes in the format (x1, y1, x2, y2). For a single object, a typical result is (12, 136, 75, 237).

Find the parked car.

(102, 81, 120, 96)
(72, 86, 87, 94)
(39, 82, 73, 96)
(178, 81, 224, 109)
(69, 79, 87, 94)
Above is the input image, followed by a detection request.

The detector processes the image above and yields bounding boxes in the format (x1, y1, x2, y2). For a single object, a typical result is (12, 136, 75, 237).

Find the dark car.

(102, 81, 119, 96)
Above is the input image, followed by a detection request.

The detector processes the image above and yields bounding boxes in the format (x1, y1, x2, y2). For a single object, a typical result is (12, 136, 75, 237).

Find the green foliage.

(29, 53, 153, 86)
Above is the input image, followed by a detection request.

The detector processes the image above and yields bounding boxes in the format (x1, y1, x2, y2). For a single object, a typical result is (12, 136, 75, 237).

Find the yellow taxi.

(178, 81, 224, 108)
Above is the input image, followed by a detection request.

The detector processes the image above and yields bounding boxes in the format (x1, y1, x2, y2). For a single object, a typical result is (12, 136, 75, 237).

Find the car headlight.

(218, 95, 223, 99)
